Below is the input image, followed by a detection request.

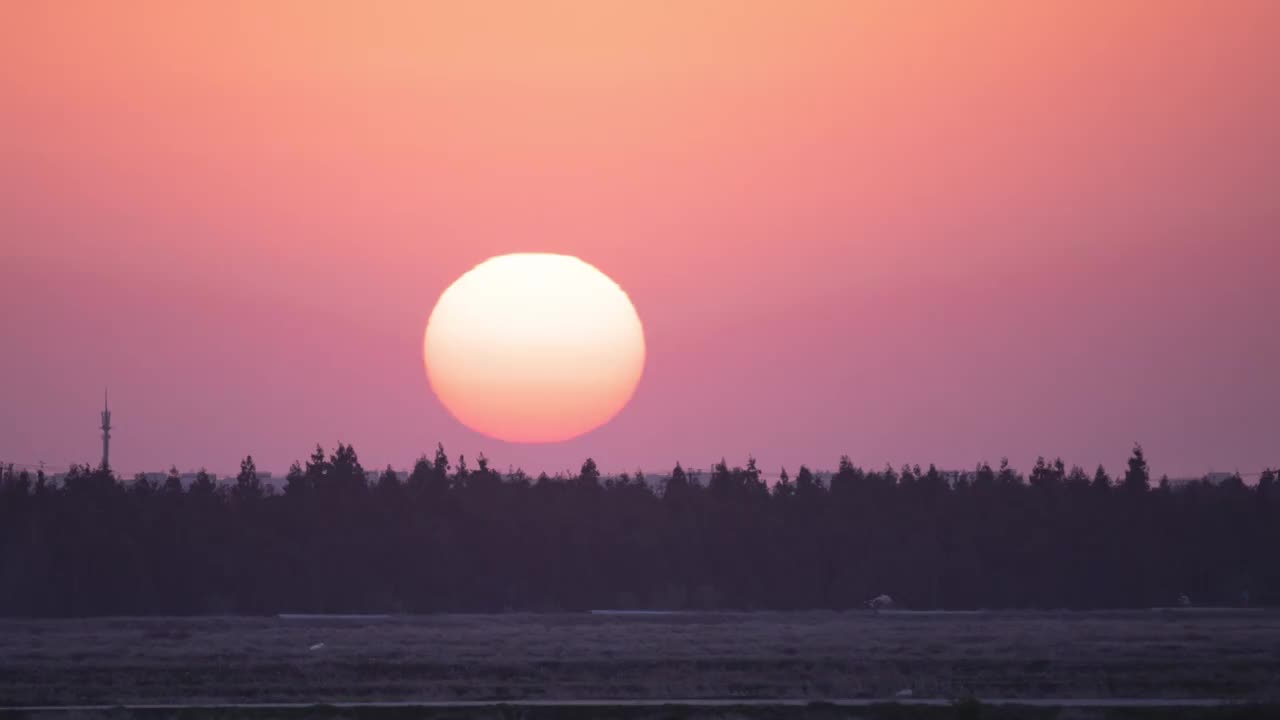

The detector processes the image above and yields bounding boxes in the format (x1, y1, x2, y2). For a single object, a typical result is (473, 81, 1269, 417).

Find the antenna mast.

(100, 389, 112, 470)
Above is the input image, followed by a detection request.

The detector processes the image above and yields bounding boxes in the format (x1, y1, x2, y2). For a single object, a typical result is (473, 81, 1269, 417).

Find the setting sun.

(424, 254, 645, 444)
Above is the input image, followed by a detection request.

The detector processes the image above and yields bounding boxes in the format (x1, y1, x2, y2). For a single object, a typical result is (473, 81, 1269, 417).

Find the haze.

(2, 1, 1277, 478)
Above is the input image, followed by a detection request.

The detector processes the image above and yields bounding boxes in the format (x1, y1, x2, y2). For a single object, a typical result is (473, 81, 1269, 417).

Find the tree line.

(1, 444, 1277, 616)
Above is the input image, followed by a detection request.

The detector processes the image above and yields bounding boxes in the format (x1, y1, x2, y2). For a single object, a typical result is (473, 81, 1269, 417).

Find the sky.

(2, 1, 1278, 480)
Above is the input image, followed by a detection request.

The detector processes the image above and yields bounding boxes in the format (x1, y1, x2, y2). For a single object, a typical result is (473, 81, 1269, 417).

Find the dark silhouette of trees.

(376, 464, 400, 492)
(576, 457, 601, 490)
(663, 462, 694, 504)
(1092, 465, 1111, 492)
(234, 456, 264, 501)
(1123, 443, 1151, 493)
(163, 466, 183, 494)
(1259, 468, 1276, 505)
(1, 445, 1277, 616)
(191, 468, 217, 497)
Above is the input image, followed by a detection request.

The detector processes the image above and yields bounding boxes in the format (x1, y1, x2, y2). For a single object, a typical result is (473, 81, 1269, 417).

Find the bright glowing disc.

(424, 253, 645, 443)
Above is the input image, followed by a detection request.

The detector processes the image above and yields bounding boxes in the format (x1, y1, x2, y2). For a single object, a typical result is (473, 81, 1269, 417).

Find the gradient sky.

(3, 1, 1278, 480)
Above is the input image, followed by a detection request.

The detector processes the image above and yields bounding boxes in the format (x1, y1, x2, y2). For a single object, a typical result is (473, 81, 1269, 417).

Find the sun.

(423, 253, 646, 443)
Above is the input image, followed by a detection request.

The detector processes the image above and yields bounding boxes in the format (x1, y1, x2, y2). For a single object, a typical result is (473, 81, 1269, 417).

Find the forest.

(1, 444, 1277, 616)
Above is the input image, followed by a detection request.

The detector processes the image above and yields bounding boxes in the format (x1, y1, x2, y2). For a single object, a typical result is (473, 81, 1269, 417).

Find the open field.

(2, 611, 1279, 710)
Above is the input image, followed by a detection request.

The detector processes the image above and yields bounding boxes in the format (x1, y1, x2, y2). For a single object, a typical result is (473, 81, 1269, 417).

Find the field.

(2, 610, 1279, 716)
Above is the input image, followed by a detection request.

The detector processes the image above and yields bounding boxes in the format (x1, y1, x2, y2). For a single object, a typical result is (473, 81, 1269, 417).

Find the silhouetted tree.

(234, 455, 263, 501)
(829, 455, 861, 496)
(1092, 464, 1112, 493)
(794, 465, 822, 498)
(304, 445, 330, 492)
(996, 458, 1020, 487)
(663, 462, 691, 501)
(974, 461, 996, 490)
(1029, 456, 1065, 492)
(376, 464, 401, 493)
(406, 454, 433, 494)
(576, 457, 601, 490)
(1065, 465, 1090, 490)
(1123, 444, 1150, 493)
(327, 443, 365, 495)
(190, 468, 217, 497)
(163, 466, 183, 495)
(772, 468, 793, 498)
(453, 454, 469, 487)
(433, 443, 451, 481)
(130, 471, 157, 497)
(3, 443, 1279, 615)
(1258, 468, 1276, 504)
(283, 461, 306, 496)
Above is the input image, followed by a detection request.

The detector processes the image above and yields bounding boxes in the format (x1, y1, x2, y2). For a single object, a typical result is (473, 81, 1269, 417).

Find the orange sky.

(3, 1, 1278, 478)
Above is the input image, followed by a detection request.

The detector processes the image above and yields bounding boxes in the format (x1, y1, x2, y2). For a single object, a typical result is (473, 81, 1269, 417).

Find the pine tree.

(163, 465, 184, 495)
(377, 464, 401, 490)
(576, 457, 601, 489)
(663, 462, 690, 500)
(795, 465, 822, 498)
(1092, 465, 1111, 493)
(1258, 468, 1276, 504)
(433, 443, 451, 482)
(1122, 444, 1150, 493)
(234, 455, 263, 500)
(129, 472, 156, 497)
(830, 455, 862, 496)
(283, 461, 307, 496)
(190, 467, 217, 496)
(772, 467, 794, 498)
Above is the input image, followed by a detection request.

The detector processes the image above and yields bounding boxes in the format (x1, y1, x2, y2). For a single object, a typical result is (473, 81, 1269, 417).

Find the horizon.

(6, 418, 1270, 483)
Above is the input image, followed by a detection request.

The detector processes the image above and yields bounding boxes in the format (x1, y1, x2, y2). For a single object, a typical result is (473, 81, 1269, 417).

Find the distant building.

(134, 471, 221, 487)
(180, 472, 217, 485)
(939, 470, 977, 486)
(364, 469, 409, 485)
(1169, 472, 1242, 487)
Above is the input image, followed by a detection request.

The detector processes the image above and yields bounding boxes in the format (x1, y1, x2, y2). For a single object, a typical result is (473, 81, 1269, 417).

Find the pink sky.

(2, 2, 1278, 479)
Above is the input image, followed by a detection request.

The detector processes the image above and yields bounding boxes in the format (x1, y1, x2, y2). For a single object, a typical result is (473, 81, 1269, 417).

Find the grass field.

(1, 611, 1278, 709)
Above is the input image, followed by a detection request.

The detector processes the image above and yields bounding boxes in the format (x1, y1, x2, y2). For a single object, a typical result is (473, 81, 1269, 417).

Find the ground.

(1, 610, 1278, 717)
